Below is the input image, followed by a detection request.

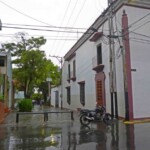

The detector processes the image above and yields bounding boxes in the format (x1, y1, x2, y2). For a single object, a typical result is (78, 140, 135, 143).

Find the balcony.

(92, 56, 104, 73)
(89, 32, 103, 42)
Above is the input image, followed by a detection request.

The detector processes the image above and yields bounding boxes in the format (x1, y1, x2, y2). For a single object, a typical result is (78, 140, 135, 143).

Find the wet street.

(0, 105, 150, 150)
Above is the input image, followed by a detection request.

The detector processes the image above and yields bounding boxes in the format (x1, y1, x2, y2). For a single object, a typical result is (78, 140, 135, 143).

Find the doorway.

(55, 91, 59, 107)
(95, 72, 105, 106)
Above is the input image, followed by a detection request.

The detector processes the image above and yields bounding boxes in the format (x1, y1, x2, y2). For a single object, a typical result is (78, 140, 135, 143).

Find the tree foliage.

(0, 32, 60, 98)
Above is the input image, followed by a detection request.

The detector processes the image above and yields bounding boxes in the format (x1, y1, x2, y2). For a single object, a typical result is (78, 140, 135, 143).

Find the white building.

(52, 0, 150, 121)
(0, 52, 12, 108)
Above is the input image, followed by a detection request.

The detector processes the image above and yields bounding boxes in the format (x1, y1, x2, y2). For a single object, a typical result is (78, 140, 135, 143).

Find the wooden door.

(96, 80, 103, 106)
(95, 72, 105, 107)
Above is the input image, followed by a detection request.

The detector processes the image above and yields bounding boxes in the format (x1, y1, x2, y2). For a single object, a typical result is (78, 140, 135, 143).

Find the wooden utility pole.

(108, 0, 118, 119)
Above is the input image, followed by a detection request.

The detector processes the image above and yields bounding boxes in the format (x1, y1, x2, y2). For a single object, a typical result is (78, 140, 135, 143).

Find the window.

(68, 64, 71, 80)
(97, 44, 102, 65)
(71, 60, 76, 81)
(66, 86, 71, 105)
(78, 81, 85, 106)
(0, 58, 5, 67)
(73, 60, 76, 77)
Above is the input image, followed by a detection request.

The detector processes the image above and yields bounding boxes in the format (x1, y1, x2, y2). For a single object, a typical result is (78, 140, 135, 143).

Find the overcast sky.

(0, 0, 108, 65)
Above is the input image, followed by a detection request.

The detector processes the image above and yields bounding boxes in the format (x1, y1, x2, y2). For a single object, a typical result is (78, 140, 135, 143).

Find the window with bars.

(78, 81, 85, 106)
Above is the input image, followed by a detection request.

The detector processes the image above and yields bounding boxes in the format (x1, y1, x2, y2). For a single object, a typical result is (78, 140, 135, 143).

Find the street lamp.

(49, 55, 63, 109)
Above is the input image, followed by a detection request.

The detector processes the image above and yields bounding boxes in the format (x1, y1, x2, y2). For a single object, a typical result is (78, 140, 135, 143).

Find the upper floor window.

(67, 64, 71, 81)
(70, 60, 76, 81)
(73, 60, 76, 78)
(97, 44, 102, 65)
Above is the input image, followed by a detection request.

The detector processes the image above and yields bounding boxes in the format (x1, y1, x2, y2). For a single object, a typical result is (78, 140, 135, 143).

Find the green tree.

(0, 32, 60, 98)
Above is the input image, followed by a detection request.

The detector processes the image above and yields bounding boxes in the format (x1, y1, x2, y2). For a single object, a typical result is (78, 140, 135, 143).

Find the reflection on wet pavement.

(0, 106, 150, 150)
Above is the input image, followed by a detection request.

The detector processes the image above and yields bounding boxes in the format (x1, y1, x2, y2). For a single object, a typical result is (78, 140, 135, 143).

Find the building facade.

(52, 0, 150, 121)
(0, 52, 12, 108)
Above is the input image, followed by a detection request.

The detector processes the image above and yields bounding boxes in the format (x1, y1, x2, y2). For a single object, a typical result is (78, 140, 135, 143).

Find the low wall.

(0, 102, 10, 123)
(0, 102, 5, 123)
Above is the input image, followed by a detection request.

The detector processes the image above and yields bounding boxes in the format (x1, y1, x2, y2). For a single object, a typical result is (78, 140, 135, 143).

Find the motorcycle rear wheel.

(103, 113, 112, 125)
(80, 114, 91, 126)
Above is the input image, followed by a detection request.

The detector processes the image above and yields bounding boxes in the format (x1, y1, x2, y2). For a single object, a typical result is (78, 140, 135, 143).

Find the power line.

(3, 23, 87, 30)
(55, 0, 87, 56)
(2, 25, 86, 34)
(130, 37, 150, 43)
(128, 12, 150, 29)
(0, 33, 79, 39)
(131, 31, 150, 39)
(131, 39, 150, 45)
(53, 0, 80, 56)
(0, 1, 53, 26)
(50, 0, 72, 56)
(0, 36, 77, 41)
(129, 20, 150, 33)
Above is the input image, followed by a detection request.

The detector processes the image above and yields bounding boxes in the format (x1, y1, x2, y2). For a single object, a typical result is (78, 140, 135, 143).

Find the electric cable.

(2, 25, 86, 34)
(130, 37, 150, 43)
(0, 33, 79, 39)
(129, 20, 150, 33)
(114, 14, 123, 59)
(53, 0, 80, 56)
(55, 0, 87, 56)
(3, 23, 87, 30)
(128, 12, 150, 29)
(0, 1, 53, 26)
(130, 39, 150, 45)
(50, 0, 72, 55)
(131, 31, 150, 39)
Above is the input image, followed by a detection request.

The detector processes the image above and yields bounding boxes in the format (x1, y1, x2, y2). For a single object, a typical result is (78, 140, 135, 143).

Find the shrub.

(31, 93, 43, 104)
(31, 93, 43, 100)
(18, 99, 33, 112)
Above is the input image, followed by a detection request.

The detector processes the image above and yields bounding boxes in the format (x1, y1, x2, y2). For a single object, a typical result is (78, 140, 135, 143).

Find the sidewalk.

(0, 105, 150, 150)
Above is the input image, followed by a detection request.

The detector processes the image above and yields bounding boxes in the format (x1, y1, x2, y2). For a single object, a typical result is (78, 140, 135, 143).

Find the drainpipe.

(122, 10, 133, 121)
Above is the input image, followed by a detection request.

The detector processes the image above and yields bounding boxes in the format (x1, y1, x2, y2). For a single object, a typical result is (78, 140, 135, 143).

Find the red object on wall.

(0, 102, 5, 123)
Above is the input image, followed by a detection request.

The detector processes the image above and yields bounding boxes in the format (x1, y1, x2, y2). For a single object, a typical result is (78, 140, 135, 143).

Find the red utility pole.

(122, 10, 133, 121)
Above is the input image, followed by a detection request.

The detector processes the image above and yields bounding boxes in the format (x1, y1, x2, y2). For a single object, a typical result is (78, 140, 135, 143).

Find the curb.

(124, 119, 150, 124)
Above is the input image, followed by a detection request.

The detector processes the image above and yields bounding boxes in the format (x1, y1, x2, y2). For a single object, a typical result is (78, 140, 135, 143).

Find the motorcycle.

(79, 106, 112, 126)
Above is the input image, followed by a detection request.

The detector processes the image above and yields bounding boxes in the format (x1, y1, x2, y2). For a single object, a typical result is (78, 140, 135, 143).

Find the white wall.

(62, 3, 150, 119)
(51, 86, 61, 107)
(62, 7, 126, 116)
(124, 6, 150, 118)
(62, 40, 97, 110)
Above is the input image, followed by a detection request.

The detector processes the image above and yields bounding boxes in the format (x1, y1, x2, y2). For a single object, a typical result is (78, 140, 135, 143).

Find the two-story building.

(51, 0, 150, 121)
